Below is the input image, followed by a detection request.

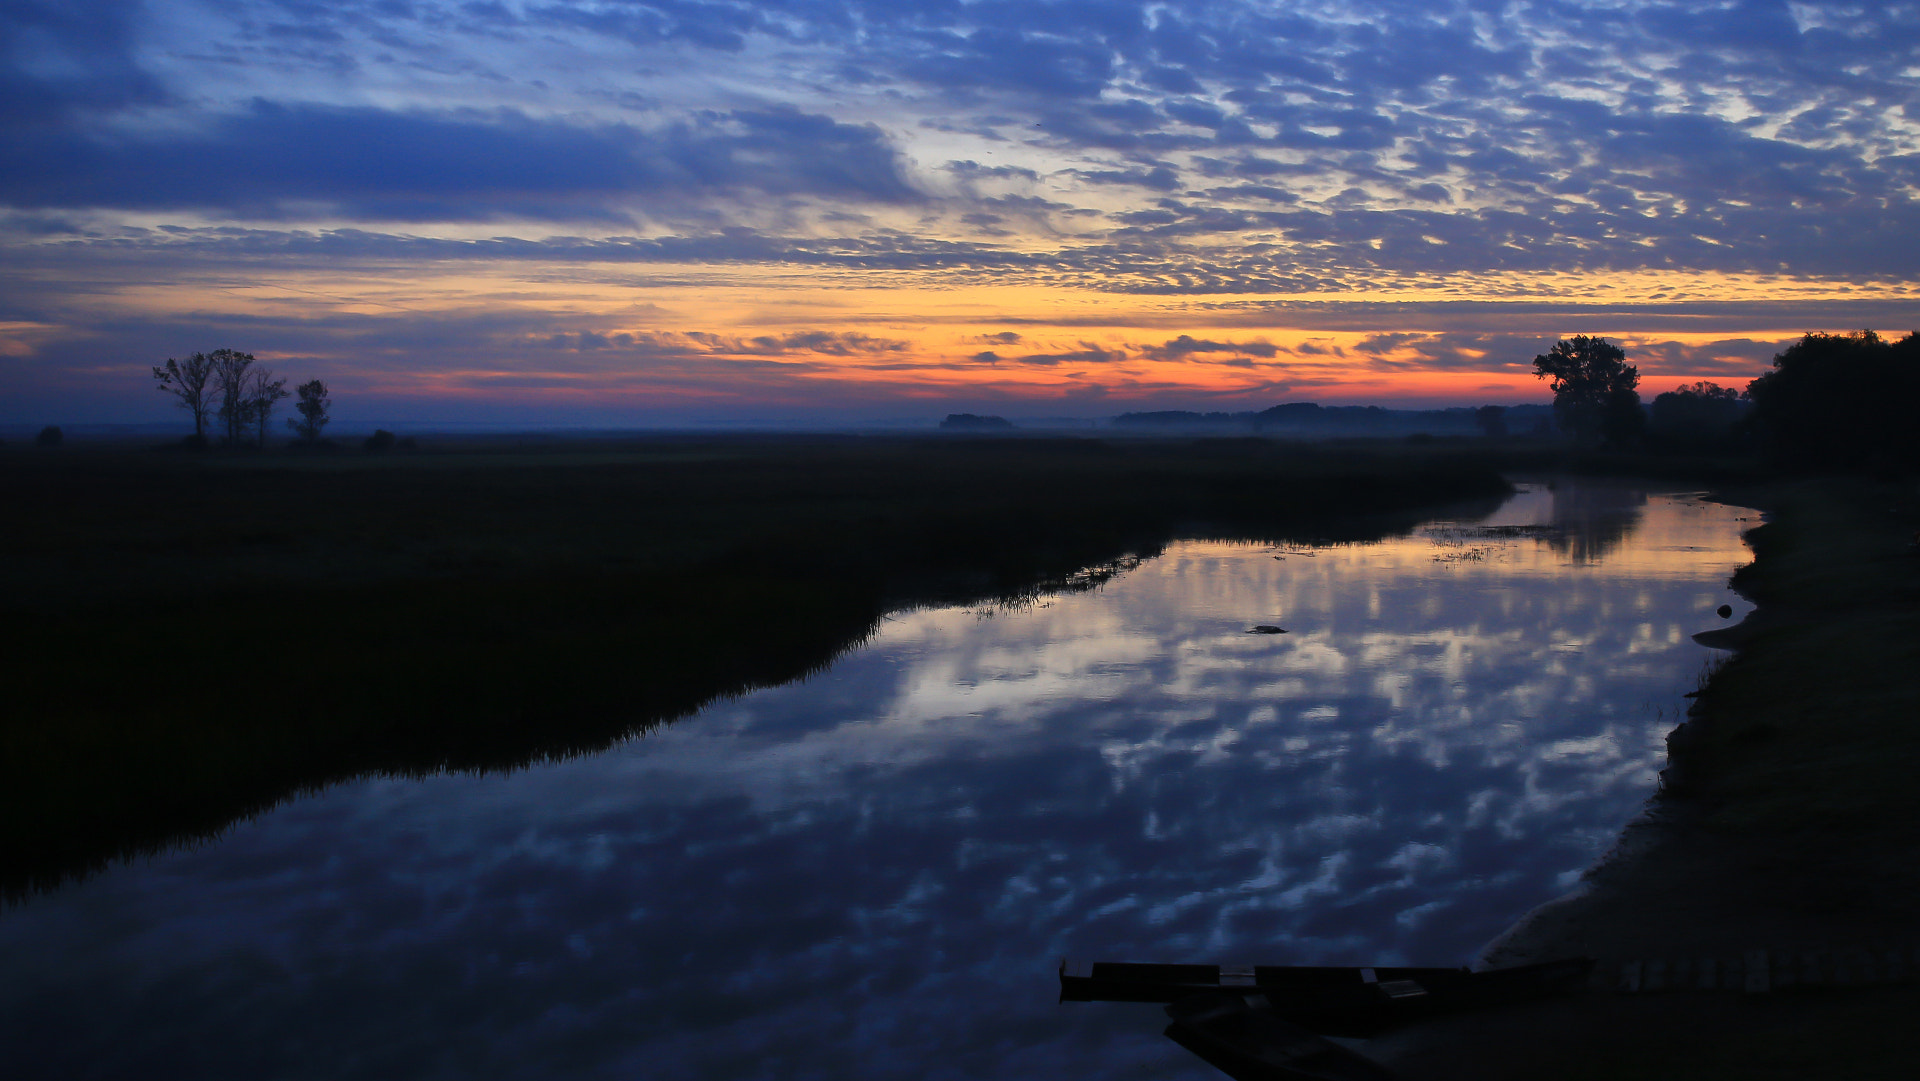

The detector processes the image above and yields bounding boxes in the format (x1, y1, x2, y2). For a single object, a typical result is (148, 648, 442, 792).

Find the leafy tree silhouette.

(1473, 404, 1507, 438)
(289, 380, 331, 443)
(1532, 336, 1643, 447)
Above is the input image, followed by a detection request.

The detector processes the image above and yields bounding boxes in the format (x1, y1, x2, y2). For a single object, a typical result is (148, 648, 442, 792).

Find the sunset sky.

(5, 0, 1919, 427)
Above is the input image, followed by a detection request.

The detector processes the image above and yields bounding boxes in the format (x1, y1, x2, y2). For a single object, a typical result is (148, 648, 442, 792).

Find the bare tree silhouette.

(152, 352, 219, 442)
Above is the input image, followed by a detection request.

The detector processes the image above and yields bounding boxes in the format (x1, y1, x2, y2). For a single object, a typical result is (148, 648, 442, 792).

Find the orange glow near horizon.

(55, 254, 1911, 414)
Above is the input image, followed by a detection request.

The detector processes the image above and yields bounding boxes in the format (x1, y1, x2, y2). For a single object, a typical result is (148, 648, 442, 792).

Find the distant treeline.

(939, 413, 1015, 431)
(1105, 329, 1920, 475)
(1112, 401, 1555, 436)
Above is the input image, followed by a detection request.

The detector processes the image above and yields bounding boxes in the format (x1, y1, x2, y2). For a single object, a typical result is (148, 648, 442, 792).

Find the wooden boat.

(1162, 991, 1397, 1081)
(1060, 957, 1592, 1036)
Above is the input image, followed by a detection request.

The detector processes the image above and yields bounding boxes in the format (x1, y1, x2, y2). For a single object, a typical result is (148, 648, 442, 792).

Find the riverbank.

(1373, 476, 1920, 1079)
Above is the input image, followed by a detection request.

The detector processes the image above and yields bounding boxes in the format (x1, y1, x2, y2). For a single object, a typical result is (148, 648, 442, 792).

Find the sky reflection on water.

(0, 483, 1757, 1080)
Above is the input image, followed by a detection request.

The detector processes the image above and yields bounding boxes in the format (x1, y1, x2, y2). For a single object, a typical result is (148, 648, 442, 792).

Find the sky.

(4, 0, 1920, 428)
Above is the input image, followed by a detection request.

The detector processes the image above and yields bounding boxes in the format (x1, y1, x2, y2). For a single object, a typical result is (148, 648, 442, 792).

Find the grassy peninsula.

(1, 434, 1511, 899)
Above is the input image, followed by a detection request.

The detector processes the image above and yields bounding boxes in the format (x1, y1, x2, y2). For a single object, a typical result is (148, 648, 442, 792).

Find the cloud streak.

(0, 102, 919, 222)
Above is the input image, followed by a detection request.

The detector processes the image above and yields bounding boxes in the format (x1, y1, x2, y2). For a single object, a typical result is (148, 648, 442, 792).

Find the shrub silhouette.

(1649, 381, 1746, 450)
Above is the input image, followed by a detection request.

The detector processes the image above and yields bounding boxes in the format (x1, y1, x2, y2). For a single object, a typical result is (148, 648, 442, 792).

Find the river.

(0, 480, 1757, 1080)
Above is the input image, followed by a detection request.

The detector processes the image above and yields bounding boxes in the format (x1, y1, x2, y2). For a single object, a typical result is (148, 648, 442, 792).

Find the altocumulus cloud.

(7, 0, 1920, 277)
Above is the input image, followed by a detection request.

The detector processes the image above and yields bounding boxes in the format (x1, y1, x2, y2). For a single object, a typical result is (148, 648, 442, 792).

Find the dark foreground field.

(1, 434, 1512, 898)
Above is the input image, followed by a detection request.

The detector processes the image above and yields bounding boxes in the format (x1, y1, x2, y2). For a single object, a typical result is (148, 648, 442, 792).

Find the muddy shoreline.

(1485, 480, 1920, 969)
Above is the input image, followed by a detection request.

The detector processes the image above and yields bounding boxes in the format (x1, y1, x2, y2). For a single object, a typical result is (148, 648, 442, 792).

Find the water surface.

(0, 481, 1757, 1080)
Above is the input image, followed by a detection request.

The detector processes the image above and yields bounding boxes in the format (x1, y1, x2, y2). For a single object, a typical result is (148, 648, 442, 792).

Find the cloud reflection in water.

(0, 483, 1756, 1080)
